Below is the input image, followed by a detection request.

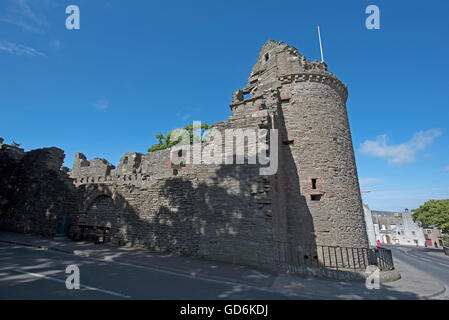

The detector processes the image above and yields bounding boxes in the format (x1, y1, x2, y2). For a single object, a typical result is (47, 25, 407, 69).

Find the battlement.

(70, 148, 175, 187)
(232, 40, 345, 106)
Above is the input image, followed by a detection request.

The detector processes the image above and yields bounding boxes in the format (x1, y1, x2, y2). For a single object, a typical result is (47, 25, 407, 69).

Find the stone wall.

(0, 143, 82, 236)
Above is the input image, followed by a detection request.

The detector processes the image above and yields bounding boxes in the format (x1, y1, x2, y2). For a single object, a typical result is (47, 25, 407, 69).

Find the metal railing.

(274, 242, 395, 272)
(443, 246, 449, 256)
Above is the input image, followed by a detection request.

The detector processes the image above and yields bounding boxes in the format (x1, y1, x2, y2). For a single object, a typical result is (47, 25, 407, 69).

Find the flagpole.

(318, 25, 324, 62)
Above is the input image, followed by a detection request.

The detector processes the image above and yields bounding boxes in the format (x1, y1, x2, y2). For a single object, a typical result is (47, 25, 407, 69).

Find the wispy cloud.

(93, 99, 109, 110)
(51, 39, 60, 49)
(359, 128, 442, 165)
(175, 110, 192, 121)
(181, 114, 192, 121)
(359, 178, 384, 187)
(0, 40, 46, 57)
(363, 186, 449, 212)
(0, 0, 49, 33)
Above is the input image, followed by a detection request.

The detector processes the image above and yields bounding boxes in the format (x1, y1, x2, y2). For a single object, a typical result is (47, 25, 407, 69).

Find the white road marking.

(433, 262, 449, 268)
(419, 257, 435, 263)
(409, 254, 449, 267)
(2, 243, 290, 298)
(14, 269, 131, 299)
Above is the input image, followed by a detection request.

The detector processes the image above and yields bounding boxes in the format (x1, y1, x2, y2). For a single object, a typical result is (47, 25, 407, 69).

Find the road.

(2, 241, 448, 300)
(385, 245, 449, 299)
(0, 243, 288, 300)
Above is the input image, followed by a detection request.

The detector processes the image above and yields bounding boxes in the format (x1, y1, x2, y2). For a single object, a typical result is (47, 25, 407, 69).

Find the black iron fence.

(274, 242, 395, 272)
(444, 246, 449, 256)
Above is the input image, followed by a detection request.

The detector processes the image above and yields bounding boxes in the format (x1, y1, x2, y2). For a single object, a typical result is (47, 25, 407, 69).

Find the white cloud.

(362, 186, 449, 212)
(0, 40, 46, 57)
(181, 114, 192, 121)
(359, 128, 442, 165)
(51, 39, 60, 49)
(359, 178, 384, 187)
(0, 0, 49, 33)
(93, 99, 109, 110)
(175, 110, 192, 121)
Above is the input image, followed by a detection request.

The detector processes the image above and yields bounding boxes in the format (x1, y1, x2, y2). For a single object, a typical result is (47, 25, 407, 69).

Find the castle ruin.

(0, 41, 370, 277)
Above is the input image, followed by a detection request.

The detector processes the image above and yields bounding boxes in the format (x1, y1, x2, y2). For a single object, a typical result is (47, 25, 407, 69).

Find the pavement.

(384, 245, 449, 300)
(0, 231, 446, 300)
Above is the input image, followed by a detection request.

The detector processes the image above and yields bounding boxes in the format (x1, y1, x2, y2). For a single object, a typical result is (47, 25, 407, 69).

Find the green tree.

(412, 199, 449, 233)
(147, 123, 211, 153)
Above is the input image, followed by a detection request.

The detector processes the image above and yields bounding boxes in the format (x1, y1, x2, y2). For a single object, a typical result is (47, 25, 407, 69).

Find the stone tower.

(231, 40, 368, 250)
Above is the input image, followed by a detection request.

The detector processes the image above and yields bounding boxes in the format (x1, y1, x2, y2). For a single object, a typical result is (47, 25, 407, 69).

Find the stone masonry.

(0, 40, 369, 274)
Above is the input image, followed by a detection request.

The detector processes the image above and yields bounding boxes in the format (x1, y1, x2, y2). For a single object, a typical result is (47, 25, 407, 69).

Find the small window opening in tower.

(311, 194, 322, 201)
(243, 93, 251, 100)
(123, 157, 128, 165)
(311, 178, 317, 190)
(264, 53, 269, 62)
(178, 150, 183, 157)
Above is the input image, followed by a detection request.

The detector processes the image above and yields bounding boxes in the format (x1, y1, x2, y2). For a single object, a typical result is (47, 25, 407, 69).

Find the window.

(311, 178, 317, 190)
(264, 53, 269, 62)
(311, 194, 322, 201)
(123, 157, 128, 165)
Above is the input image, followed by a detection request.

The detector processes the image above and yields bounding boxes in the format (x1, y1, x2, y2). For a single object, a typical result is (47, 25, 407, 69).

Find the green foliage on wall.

(147, 123, 211, 153)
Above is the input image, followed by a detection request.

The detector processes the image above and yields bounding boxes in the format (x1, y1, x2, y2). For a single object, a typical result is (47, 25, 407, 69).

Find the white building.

(363, 205, 377, 247)
(363, 206, 426, 247)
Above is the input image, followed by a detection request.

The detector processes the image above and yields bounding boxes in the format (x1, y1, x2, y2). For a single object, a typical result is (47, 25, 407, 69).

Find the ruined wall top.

(231, 40, 347, 106)
(71, 152, 116, 179)
(0, 138, 66, 173)
(0, 138, 26, 162)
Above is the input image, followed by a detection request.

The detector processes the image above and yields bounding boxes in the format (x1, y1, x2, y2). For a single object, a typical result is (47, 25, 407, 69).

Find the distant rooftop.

(371, 210, 404, 217)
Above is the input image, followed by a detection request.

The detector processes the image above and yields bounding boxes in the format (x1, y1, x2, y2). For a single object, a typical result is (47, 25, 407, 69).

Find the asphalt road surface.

(385, 245, 449, 299)
(0, 243, 289, 300)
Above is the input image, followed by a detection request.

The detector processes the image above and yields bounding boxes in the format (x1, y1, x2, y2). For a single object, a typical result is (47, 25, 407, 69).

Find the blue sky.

(0, 0, 448, 212)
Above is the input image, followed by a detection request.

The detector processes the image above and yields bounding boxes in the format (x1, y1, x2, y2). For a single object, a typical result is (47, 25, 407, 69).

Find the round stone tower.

(241, 40, 368, 249)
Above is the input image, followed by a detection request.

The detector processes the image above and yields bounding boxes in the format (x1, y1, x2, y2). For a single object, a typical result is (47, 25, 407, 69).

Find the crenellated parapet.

(232, 40, 348, 114)
(278, 72, 348, 102)
(70, 149, 175, 187)
(71, 152, 115, 182)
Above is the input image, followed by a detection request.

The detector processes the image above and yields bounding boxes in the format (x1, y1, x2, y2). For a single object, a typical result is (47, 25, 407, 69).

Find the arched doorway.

(85, 195, 115, 227)
(77, 195, 119, 242)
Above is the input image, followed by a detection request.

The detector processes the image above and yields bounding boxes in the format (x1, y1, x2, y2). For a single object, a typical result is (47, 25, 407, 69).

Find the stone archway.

(78, 185, 127, 243)
(84, 195, 115, 227)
